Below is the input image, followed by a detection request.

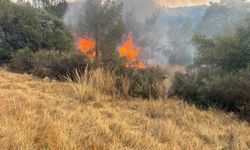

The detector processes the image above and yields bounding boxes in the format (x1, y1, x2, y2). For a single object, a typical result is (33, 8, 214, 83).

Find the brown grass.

(0, 68, 250, 149)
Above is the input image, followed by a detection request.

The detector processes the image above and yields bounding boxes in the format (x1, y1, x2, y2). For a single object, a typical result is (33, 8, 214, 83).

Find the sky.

(66, 0, 218, 7)
(155, 0, 218, 7)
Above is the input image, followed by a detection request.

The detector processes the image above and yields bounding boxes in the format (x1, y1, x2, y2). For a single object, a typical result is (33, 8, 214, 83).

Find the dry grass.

(120, 75, 133, 98)
(65, 68, 117, 103)
(0, 68, 250, 149)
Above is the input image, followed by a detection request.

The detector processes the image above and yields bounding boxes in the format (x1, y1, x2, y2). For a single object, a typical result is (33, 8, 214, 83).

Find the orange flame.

(77, 36, 97, 60)
(119, 32, 146, 69)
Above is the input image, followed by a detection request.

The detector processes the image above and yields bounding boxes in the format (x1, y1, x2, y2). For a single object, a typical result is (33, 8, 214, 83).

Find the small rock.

(43, 77, 50, 82)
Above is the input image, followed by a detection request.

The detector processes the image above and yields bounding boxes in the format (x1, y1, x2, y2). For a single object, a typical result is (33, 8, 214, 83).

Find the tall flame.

(77, 36, 97, 60)
(119, 32, 146, 69)
(77, 32, 146, 69)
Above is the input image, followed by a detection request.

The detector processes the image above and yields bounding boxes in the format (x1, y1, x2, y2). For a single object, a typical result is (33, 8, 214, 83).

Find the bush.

(169, 68, 250, 121)
(10, 48, 35, 73)
(66, 66, 169, 101)
(10, 50, 88, 79)
(169, 68, 212, 107)
(32, 50, 87, 78)
(0, 48, 11, 61)
(117, 67, 167, 99)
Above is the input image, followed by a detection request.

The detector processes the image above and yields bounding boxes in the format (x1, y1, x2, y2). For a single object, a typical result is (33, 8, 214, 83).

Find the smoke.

(64, 0, 250, 66)
(116, 0, 158, 22)
(116, 0, 196, 65)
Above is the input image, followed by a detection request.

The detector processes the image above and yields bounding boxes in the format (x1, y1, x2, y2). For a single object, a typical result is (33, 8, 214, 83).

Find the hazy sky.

(156, 0, 217, 7)
(67, 0, 218, 7)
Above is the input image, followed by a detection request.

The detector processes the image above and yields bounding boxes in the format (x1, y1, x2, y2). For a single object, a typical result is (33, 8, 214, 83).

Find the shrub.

(169, 68, 212, 107)
(67, 66, 169, 101)
(202, 70, 250, 111)
(10, 48, 35, 73)
(169, 68, 250, 121)
(32, 50, 88, 78)
(117, 67, 167, 99)
(10, 50, 88, 79)
(0, 48, 11, 62)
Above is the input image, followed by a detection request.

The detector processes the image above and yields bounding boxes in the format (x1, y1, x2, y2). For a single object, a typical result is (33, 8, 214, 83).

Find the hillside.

(0, 69, 250, 149)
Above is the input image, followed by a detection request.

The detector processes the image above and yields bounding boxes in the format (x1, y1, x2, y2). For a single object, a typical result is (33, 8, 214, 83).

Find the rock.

(43, 77, 50, 82)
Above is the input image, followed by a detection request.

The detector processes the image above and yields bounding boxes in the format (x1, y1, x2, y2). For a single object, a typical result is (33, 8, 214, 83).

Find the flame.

(77, 36, 97, 60)
(77, 32, 146, 69)
(119, 32, 146, 69)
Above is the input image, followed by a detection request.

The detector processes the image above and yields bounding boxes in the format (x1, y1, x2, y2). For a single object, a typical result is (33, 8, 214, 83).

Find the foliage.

(10, 50, 88, 79)
(172, 17, 250, 121)
(197, 0, 250, 36)
(117, 67, 167, 99)
(32, 0, 68, 18)
(10, 48, 35, 73)
(193, 22, 250, 72)
(169, 67, 250, 121)
(77, 0, 124, 64)
(66, 66, 168, 100)
(0, 0, 72, 61)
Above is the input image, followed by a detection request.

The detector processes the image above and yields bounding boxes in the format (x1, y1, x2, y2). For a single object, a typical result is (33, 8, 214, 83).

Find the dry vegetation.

(0, 68, 250, 150)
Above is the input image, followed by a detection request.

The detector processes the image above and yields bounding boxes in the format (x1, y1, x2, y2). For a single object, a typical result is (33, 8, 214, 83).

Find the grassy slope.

(0, 69, 250, 150)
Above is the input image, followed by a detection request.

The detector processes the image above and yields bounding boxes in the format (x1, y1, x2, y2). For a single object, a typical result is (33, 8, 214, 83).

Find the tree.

(193, 18, 250, 72)
(77, 0, 124, 64)
(197, 0, 250, 36)
(32, 0, 68, 18)
(0, 0, 72, 61)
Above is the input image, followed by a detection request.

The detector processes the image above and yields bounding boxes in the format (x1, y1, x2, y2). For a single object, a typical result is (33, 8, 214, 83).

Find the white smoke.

(64, 0, 250, 65)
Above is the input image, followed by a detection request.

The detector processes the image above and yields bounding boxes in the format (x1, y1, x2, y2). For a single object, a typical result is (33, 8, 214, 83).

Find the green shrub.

(32, 50, 88, 78)
(169, 68, 250, 121)
(0, 48, 11, 61)
(202, 70, 250, 111)
(10, 50, 88, 79)
(10, 48, 35, 73)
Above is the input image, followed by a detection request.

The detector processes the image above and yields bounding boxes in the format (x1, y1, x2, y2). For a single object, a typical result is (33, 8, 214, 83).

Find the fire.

(77, 36, 97, 60)
(119, 32, 146, 69)
(77, 32, 146, 69)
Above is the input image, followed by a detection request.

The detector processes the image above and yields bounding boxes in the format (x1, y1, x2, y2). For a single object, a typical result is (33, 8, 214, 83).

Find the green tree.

(193, 18, 250, 72)
(0, 0, 72, 61)
(197, 0, 249, 36)
(32, 0, 68, 18)
(77, 0, 124, 64)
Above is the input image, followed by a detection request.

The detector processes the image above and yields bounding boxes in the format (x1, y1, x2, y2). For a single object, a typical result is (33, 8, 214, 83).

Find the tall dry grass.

(65, 69, 96, 102)
(66, 67, 173, 101)
(120, 75, 133, 98)
(0, 69, 250, 149)
(65, 67, 118, 103)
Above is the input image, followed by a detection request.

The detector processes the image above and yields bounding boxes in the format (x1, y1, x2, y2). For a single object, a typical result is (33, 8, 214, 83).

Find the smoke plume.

(64, 0, 250, 66)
